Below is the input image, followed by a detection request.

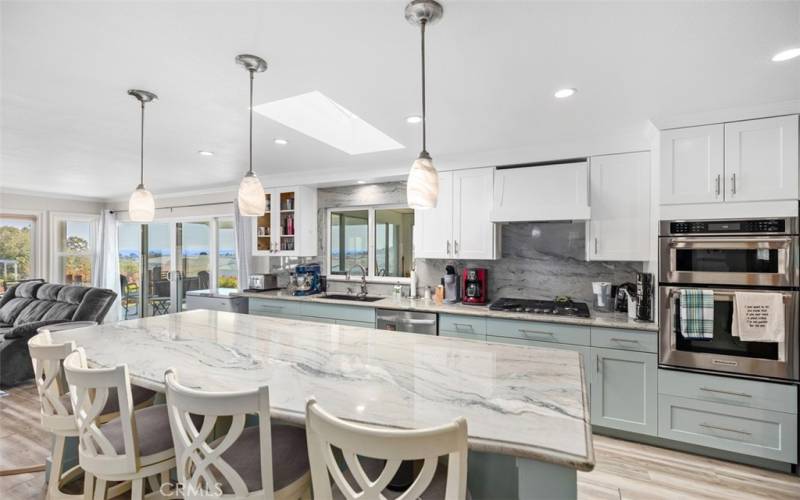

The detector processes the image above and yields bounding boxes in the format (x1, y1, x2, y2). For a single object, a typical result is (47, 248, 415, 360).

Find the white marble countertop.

(53, 310, 595, 471)
(237, 290, 658, 332)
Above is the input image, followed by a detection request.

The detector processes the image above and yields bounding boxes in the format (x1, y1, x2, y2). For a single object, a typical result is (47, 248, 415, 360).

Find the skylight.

(253, 91, 404, 155)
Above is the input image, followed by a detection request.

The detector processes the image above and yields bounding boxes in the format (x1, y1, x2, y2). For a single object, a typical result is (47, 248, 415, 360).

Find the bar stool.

(28, 331, 154, 499)
(63, 348, 175, 500)
(305, 398, 471, 500)
(164, 368, 312, 499)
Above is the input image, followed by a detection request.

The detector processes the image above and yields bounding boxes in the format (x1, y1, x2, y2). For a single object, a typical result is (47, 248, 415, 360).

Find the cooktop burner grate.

(488, 297, 591, 318)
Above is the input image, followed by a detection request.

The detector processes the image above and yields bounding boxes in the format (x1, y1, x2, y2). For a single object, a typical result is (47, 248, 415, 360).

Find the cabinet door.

(660, 125, 724, 205)
(274, 189, 298, 256)
(591, 347, 657, 436)
(725, 115, 799, 202)
(588, 152, 651, 261)
(253, 192, 273, 255)
(453, 168, 496, 260)
(413, 171, 454, 259)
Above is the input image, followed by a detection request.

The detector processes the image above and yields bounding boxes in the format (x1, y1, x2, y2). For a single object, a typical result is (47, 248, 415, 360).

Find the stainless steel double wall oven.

(659, 216, 800, 381)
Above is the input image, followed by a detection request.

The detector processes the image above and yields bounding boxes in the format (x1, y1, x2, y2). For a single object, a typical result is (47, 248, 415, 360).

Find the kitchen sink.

(320, 294, 384, 303)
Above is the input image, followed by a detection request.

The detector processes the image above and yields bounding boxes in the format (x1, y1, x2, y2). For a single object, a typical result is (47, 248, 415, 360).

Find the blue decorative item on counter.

(293, 263, 321, 296)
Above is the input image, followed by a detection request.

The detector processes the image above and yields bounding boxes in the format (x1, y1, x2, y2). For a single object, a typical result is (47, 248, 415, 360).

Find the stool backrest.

(164, 368, 274, 499)
(28, 332, 76, 433)
(305, 398, 468, 500)
(63, 348, 139, 476)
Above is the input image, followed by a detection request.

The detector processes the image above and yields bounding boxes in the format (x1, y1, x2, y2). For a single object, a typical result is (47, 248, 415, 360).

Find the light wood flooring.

(2, 383, 799, 499)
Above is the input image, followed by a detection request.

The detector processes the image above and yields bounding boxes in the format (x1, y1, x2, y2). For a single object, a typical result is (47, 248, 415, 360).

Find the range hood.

(490, 160, 591, 222)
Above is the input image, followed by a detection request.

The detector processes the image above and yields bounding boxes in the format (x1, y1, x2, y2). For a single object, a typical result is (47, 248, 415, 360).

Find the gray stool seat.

(333, 457, 473, 500)
(212, 424, 310, 494)
(101, 404, 173, 457)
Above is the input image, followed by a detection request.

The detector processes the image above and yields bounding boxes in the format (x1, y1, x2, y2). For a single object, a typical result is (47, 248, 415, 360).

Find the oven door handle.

(665, 289, 792, 304)
(667, 237, 793, 248)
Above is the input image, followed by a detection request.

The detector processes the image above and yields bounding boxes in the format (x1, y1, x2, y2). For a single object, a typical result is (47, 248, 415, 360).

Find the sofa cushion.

(13, 301, 54, 326)
(36, 284, 64, 301)
(57, 286, 90, 304)
(73, 288, 116, 322)
(0, 298, 34, 324)
(0, 284, 19, 310)
(16, 281, 43, 298)
(41, 302, 79, 322)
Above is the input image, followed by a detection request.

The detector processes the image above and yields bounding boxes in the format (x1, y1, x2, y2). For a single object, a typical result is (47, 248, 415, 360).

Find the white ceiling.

(2, 1, 799, 201)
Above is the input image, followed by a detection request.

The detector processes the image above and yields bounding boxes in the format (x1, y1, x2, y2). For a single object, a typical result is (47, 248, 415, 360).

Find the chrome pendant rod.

(248, 68, 254, 175)
(420, 19, 428, 155)
(139, 100, 145, 187)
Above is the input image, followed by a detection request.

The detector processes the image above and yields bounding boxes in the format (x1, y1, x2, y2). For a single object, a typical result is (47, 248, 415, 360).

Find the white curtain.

(93, 209, 122, 321)
(233, 199, 253, 290)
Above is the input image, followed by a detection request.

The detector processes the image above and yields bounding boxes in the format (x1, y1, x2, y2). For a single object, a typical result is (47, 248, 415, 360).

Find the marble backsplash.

(262, 181, 643, 303)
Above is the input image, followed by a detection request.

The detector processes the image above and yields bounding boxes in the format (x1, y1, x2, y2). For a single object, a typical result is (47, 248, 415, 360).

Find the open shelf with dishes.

(251, 186, 317, 257)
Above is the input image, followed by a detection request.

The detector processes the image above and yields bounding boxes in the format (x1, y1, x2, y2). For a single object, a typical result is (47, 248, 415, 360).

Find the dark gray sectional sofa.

(0, 280, 117, 387)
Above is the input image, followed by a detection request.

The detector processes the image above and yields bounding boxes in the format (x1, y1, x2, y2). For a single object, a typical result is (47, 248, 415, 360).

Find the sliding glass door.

(118, 217, 232, 319)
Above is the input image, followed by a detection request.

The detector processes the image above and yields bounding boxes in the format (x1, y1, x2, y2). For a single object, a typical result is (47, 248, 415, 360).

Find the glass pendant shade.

(406, 154, 439, 209)
(238, 172, 266, 216)
(128, 185, 155, 222)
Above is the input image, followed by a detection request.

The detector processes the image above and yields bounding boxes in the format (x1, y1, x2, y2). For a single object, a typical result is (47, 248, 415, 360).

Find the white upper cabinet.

(660, 124, 724, 205)
(724, 115, 799, 202)
(252, 185, 317, 257)
(587, 152, 651, 261)
(413, 171, 454, 259)
(414, 167, 498, 260)
(490, 161, 590, 222)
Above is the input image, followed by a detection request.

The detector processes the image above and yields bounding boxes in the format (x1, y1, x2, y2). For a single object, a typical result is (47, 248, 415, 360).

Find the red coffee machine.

(462, 268, 488, 305)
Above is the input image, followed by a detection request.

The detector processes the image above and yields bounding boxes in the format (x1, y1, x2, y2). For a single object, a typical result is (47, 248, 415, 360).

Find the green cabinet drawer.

(486, 335, 589, 385)
(439, 314, 487, 336)
(299, 302, 375, 324)
(590, 327, 657, 353)
(658, 369, 797, 414)
(591, 348, 658, 436)
(249, 298, 301, 318)
(336, 319, 375, 329)
(486, 318, 589, 346)
(441, 330, 486, 342)
(658, 395, 798, 463)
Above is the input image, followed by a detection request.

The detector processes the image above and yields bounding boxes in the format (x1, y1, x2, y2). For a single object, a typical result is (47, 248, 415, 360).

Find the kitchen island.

(52, 309, 594, 499)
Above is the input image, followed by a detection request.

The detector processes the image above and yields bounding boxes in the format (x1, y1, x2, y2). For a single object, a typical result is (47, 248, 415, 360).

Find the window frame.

(49, 212, 99, 286)
(326, 205, 412, 284)
(1, 210, 43, 285)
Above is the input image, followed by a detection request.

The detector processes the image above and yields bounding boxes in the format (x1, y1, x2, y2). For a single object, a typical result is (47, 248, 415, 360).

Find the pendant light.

(405, 0, 443, 209)
(236, 54, 268, 216)
(127, 89, 157, 222)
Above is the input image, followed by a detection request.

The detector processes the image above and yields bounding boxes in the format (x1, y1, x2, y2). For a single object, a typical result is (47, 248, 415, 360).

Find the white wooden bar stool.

(63, 348, 175, 500)
(164, 368, 312, 500)
(305, 398, 471, 500)
(28, 331, 154, 499)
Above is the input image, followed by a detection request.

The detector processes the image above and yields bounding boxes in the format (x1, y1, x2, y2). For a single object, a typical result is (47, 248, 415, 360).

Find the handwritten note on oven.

(743, 305, 771, 329)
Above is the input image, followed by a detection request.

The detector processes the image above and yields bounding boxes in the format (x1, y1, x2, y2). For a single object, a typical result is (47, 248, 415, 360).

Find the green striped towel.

(679, 289, 714, 339)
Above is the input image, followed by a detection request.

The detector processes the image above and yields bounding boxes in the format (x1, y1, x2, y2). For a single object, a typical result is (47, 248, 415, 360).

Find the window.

(52, 215, 96, 286)
(0, 215, 37, 292)
(217, 218, 238, 289)
(327, 206, 414, 281)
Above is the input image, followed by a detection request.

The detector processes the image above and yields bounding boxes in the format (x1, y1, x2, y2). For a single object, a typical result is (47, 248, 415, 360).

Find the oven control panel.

(670, 219, 786, 234)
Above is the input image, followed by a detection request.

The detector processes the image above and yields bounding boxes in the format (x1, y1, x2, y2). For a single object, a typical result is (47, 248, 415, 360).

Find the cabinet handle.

(699, 423, 751, 436)
(730, 173, 736, 195)
(715, 174, 721, 196)
(454, 323, 474, 332)
(446, 240, 451, 256)
(596, 354, 600, 374)
(519, 329, 554, 338)
(699, 387, 752, 398)
(594, 238, 598, 255)
(610, 337, 639, 344)
(454, 240, 459, 255)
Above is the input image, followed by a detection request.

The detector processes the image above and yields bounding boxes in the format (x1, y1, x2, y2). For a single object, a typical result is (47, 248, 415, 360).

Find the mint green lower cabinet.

(659, 395, 798, 463)
(591, 347, 658, 436)
(248, 298, 302, 319)
(335, 319, 375, 328)
(440, 330, 486, 342)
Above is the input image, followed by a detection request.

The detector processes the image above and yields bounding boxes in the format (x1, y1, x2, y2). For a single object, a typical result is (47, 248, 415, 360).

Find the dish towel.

(732, 292, 785, 343)
(679, 289, 714, 339)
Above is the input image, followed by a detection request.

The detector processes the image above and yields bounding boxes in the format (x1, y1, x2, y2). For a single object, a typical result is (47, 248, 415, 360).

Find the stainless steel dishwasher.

(375, 309, 438, 335)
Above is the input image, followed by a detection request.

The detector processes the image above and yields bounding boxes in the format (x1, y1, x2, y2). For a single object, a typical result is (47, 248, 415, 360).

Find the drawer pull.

(699, 423, 751, 436)
(610, 338, 639, 344)
(699, 387, 752, 398)
(519, 329, 554, 337)
(453, 323, 474, 331)
(258, 305, 284, 311)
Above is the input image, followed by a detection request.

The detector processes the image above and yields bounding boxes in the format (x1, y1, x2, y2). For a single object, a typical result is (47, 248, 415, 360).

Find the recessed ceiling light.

(198, 150, 214, 156)
(772, 47, 800, 62)
(274, 138, 288, 145)
(406, 115, 422, 124)
(254, 90, 404, 155)
(554, 88, 577, 99)
(357, 180, 367, 184)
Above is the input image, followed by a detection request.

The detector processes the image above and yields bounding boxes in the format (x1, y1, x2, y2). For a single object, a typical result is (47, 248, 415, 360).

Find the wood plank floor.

(2, 383, 799, 499)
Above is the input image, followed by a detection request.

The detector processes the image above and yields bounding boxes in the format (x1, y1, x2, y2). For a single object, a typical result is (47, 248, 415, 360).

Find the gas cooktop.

(489, 297, 591, 318)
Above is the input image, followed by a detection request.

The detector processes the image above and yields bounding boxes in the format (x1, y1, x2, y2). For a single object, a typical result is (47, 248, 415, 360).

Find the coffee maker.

(292, 263, 321, 296)
(462, 268, 488, 305)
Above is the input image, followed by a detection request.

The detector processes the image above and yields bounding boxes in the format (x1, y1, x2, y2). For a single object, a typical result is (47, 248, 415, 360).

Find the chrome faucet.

(346, 264, 368, 298)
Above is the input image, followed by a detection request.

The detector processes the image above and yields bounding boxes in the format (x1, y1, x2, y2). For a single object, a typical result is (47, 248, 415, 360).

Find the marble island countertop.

(53, 310, 595, 471)
(236, 290, 658, 332)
